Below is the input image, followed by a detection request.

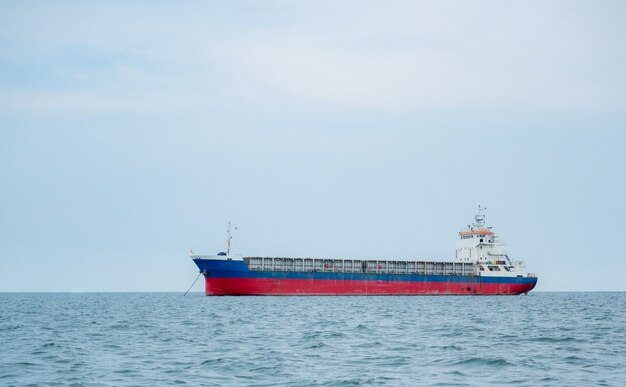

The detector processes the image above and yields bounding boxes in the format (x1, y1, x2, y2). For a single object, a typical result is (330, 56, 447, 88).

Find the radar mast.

(227, 221, 232, 256)
(474, 205, 486, 230)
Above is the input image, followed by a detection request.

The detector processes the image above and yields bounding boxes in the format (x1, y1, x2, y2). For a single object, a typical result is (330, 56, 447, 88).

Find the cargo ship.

(190, 207, 537, 295)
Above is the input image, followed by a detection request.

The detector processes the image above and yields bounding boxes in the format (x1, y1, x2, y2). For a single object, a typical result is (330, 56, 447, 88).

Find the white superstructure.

(455, 206, 533, 278)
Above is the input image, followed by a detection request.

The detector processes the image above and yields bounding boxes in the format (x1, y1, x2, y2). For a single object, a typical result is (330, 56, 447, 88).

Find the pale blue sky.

(1, 1, 625, 291)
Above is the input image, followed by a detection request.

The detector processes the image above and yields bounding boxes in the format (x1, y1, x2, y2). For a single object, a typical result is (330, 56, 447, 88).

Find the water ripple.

(0, 292, 625, 386)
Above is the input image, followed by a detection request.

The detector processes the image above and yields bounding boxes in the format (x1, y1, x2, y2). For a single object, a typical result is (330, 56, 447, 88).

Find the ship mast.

(227, 221, 232, 256)
(474, 205, 486, 230)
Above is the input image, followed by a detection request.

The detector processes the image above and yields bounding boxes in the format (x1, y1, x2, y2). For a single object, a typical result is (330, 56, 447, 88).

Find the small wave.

(302, 331, 321, 339)
(440, 344, 463, 350)
(334, 379, 361, 386)
(109, 324, 130, 329)
(11, 362, 38, 367)
(531, 336, 579, 343)
(453, 357, 513, 367)
(354, 341, 382, 348)
(539, 376, 560, 382)
(0, 325, 23, 331)
(113, 369, 134, 374)
(564, 355, 586, 365)
(200, 358, 224, 365)
(378, 355, 411, 366)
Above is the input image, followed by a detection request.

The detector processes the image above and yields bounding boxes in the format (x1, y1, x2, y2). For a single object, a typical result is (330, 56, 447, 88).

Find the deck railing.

(243, 257, 477, 276)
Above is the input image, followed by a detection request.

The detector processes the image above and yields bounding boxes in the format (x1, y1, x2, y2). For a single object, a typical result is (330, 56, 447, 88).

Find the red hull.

(205, 277, 536, 296)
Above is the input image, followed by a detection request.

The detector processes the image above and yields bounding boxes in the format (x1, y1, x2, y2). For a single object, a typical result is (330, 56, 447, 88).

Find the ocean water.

(1, 293, 624, 386)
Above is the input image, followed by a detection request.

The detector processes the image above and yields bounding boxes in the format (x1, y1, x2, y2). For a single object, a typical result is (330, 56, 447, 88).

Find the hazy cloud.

(1, 1, 625, 113)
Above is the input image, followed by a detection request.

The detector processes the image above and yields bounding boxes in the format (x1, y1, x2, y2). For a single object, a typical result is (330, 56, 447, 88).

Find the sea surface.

(1, 292, 625, 386)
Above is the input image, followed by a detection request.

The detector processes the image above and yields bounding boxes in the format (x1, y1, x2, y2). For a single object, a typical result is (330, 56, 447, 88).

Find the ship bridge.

(455, 206, 531, 278)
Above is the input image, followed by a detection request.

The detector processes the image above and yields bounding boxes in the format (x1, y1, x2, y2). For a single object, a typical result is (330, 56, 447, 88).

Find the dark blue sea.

(1, 292, 624, 386)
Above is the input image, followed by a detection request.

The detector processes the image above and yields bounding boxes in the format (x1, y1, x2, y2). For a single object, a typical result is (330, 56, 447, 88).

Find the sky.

(1, 1, 625, 292)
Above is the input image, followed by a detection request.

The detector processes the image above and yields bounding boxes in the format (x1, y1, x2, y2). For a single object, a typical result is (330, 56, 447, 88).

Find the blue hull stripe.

(193, 259, 537, 285)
